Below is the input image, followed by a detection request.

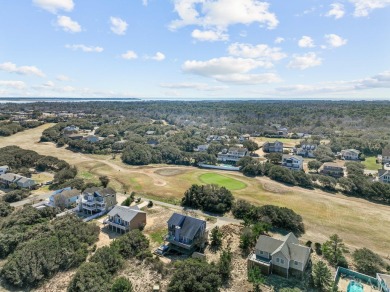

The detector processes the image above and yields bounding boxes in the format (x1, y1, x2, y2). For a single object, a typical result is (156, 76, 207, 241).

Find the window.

(276, 258, 280, 263)
(294, 261, 298, 265)
(259, 251, 263, 255)
(280, 259, 285, 264)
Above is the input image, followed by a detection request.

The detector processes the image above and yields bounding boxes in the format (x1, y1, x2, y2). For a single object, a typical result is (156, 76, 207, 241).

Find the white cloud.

(274, 37, 285, 44)
(147, 52, 166, 61)
(110, 17, 128, 35)
(0, 80, 26, 89)
(191, 29, 228, 42)
(56, 74, 70, 81)
(160, 82, 228, 91)
(182, 56, 281, 84)
(43, 81, 55, 87)
(0, 62, 45, 77)
(350, 0, 390, 17)
(170, 0, 278, 40)
(274, 71, 390, 95)
(57, 15, 81, 33)
(298, 36, 315, 48)
(212, 73, 281, 84)
(183, 57, 270, 76)
(326, 3, 345, 19)
(287, 52, 322, 70)
(228, 43, 287, 62)
(325, 34, 347, 48)
(65, 44, 104, 52)
(142, 0, 148, 5)
(33, 0, 74, 13)
(121, 50, 138, 60)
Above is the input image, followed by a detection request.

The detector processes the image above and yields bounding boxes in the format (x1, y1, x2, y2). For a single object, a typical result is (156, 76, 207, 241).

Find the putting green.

(199, 173, 247, 190)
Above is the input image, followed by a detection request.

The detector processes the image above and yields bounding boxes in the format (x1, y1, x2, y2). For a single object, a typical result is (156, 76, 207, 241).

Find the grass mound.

(199, 173, 247, 190)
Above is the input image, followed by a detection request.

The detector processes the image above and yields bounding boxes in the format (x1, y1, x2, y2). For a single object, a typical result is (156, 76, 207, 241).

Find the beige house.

(320, 162, 344, 177)
(106, 205, 146, 234)
(247, 233, 311, 278)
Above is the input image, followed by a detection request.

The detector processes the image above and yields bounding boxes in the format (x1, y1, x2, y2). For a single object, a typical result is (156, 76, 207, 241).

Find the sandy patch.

(154, 168, 187, 176)
(263, 182, 291, 194)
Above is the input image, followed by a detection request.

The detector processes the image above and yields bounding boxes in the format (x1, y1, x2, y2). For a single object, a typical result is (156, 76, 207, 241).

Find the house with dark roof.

(165, 213, 208, 253)
(382, 149, 390, 164)
(78, 187, 117, 214)
(0, 173, 36, 189)
(217, 147, 249, 163)
(248, 233, 311, 278)
(49, 188, 80, 209)
(106, 205, 146, 234)
(263, 141, 283, 153)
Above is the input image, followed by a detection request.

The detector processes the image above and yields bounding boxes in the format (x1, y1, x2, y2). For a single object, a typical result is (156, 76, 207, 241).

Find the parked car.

(154, 244, 169, 256)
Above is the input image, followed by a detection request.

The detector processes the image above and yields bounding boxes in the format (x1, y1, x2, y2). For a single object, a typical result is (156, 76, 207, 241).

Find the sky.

(0, 0, 389, 99)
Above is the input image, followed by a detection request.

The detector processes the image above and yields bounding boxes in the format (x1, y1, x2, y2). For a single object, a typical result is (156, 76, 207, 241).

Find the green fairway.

(199, 173, 247, 190)
(362, 156, 382, 170)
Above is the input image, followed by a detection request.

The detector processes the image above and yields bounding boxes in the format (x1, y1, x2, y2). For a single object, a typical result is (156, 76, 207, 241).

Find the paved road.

(140, 196, 242, 227)
(10, 192, 52, 207)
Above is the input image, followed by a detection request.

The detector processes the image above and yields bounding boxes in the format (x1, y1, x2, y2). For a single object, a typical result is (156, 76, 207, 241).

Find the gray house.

(0, 173, 36, 189)
(263, 141, 283, 153)
(165, 213, 208, 253)
(378, 169, 390, 184)
(248, 233, 311, 278)
(106, 206, 146, 234)
(78, 187, 117, 214)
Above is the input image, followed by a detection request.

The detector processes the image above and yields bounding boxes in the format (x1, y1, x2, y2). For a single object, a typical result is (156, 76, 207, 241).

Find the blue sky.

(0, 0, 389, 99)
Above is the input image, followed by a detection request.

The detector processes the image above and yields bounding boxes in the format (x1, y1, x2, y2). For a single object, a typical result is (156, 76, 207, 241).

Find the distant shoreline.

(0, 97, 389, 103)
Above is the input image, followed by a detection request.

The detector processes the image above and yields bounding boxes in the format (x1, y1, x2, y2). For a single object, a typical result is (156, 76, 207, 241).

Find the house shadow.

(100, 225, 122, 240)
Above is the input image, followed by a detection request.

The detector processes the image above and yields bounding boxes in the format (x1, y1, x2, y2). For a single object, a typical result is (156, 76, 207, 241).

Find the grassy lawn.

(199, 173, 247, 190)
(362, 156, 381, 170)
(148, 228, 166, 244)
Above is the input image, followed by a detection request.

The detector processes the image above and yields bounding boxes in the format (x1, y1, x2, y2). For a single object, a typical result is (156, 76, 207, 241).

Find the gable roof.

(383, 149, 390, 156)
(378, 169, 390, 178)
(53, 189, 80, 199)
(0, 173, 34, 184)
(255, 232, 310, 264)
(167, 213, 206, 240)
(282, 155, 304, 162)
(83, 187, 116, 197)
(108, 205, 146, 222)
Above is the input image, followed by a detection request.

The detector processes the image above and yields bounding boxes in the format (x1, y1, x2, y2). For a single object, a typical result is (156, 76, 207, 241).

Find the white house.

(282, 155, 304, 171)
(340, 149, 361, 160)
(217, 147, 249, 162)
(0, 165, 9, 175)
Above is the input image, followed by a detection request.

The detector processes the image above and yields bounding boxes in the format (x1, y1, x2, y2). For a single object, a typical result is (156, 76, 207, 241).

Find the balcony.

(82, 204, 96, 211)
(165, 234, 193, 250)
(106, 221, 128, 230)
(248, 253, 272, 266)
(82, 200, 96, 206)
